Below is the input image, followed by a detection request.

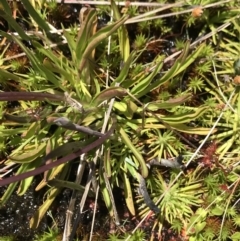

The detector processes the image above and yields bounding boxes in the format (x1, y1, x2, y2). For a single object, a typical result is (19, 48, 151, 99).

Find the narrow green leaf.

(0, 13, 29, 40)
(43, 141, 85, 163)
(125, 99, 138, 119)
(17, 158, 42, 195)
(111, 0, 130, 61)
(169, 124, 216, 135)
(11, 34, 46, 74)
(119, 127, 148, 178)
(4, 34, 61, 87)
(123, 170, 135, 215)
(113, 100, 138, 119)
(148, 60, 180, 89)
(21, 0, 51, 32)
(79, 15, 129, 71)
(0, 0, 12, 15)
(100, 171, 114, 217)
(92, 87, 127, 105)
(174, 43, 206, 76)
(76, 9, 97, 61)
(9, 143, 46, 163)
(111, 52, 136, 85)
(135, 43, 205, 97)
(47, 163, 66, 182)
(63, 29, 77, 59)
(30, 165, 68, 229)
(3, 113, 33, 123)
(178, 41, 190, 64)
(42, 58, 72, 81)
(0, 127, 26, 136)
(48, 179, 95, 197)
(30, 187, 61, 229)
(161, 106, 208, 124)
(131, 61, 163, 98)
(33, 40, 61, 64)
(113, 101, 128, 112)
(0, 163, 29, 206)
(145, 94, 191, 111)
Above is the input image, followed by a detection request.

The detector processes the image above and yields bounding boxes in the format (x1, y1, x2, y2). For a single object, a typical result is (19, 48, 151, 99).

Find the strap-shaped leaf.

(142, 123, 216, 135)
(131, 61, 163, 98)
(17, 158, 42, 196)
(79, 15, 129, 71)
(100, 170, 114, 217)
(42, 141, 90, 163)
(0, 31, 61, 87)
(0, 68, 25, 82)
(30, 187, 61, 228)
(161, 106, 208, 124)
(3, 114, 32, 124)
(0, 127, 29, 137)
(76, 8, 97, 61)
(123, 169, 135, 215)
(114, 100, 138, 119)
(21, 0, 51, 33)
(48, 179, 95, 197)
(0, 163, 32, 206)
(30, 164, 69, 229)
(0, 0, 11, 15)
(33, 40, 70, 76)
(119, 127, 148, 178)
(63, 29, 77, 58)
(111, 52, 136, 85)
(0, 10, 29, 40)
(174, 43, 206, 76)
(140, 43, 205, 96)
(92, 86, 127, 106)
(128, 43, 190, 96)
(111, 0, 130, 61)
(143, 94, 191, 111)
(9, 143, 46, 163)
